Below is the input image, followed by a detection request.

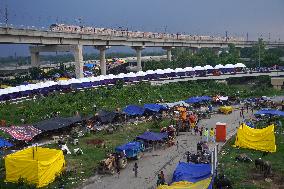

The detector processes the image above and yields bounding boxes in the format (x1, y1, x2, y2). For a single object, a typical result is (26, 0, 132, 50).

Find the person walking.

(210, 128, 215, 143)
(204, 128, 209, 142)
(199, 126, 204, 139)
(176, 140, 179, 151)
(133, 162, 138, 178)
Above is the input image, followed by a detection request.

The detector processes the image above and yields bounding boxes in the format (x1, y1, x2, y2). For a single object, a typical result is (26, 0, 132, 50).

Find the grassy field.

(218, 133, 284, 189)
(0, 119, 171, 189)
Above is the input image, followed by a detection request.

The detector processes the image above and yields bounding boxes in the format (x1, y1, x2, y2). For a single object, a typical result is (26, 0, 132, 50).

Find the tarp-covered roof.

(136, 131, 168, 141)
(97, 110, 116, 123)
(115, 141, 142, 152)
(123, 105, 145, 116)
(172, 162, 211, 183)
(0, 126, 42, 141)
(255, 109, 284, 117)
(184, 96, 212, 104)
(144, 104, 167, 112)
(33, 116, 81, 131)
(0, 137, 13, 148)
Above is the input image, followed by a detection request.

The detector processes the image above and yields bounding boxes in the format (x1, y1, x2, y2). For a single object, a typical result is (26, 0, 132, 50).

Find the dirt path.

(82, 107, 254, 189)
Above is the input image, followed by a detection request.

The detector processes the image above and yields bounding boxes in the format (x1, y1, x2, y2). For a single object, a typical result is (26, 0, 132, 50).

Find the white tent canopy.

(224, 64, 235, 69)
(214, 64, 225, 69)
(204, 65, 214, 70)
(194, 66, 205, 71)
(235, 63, 246, 68)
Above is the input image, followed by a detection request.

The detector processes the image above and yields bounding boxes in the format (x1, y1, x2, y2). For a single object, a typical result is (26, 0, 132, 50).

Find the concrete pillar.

(132, 46, 145, 71)
(73, 45, 84, 78)
(190, 47, 198, 55)
(30, 51, 40, 67)
(95, 46, 109, 75)
(212, 47, 221, 57)
(162, 47, 173, 61)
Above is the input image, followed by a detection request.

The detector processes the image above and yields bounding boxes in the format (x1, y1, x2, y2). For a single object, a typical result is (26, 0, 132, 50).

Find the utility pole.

(258, 39, 261, 68)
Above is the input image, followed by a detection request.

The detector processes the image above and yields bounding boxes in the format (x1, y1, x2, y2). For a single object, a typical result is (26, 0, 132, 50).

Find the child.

(199, 126, 204, 138)
(203, 128, 209, 142)
(194, 125, 199, 135)
(210, 128, 215, 143)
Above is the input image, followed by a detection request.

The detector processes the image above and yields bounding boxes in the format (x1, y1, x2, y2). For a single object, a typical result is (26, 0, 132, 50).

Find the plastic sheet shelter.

(255, 109, 284, 117)
(184, 96, 212, 104)
(219, 106, 233, 114)
(144, 104, 167, 112)
(97, 110, 116, 123)
(123, 105, 145, 116)
(5, 147, 65, 187)
(157, 177, 212, 189)
(172, 162, 211, 183)
(0, 137, 13, 148)
(233, 124, 276, 152)
(136, 131, 168, 141)
(115, 141, 144, 158)
(33, 116, 81, 131)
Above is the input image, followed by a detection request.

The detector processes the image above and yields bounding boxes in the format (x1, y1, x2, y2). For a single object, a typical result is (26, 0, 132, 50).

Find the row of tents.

(0, 63, 246, 101)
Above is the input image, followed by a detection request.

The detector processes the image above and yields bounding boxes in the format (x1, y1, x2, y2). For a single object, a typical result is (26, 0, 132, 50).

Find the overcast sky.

(0, 0, 283, 56)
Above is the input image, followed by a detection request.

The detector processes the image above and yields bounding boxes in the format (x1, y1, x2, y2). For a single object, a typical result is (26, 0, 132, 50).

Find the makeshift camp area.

(5, 147, 65, 187)
(233, 124, 276, 152)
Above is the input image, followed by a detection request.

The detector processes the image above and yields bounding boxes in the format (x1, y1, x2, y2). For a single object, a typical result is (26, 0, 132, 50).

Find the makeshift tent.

(0, 126, 42, 141)
(123, 105, 145, 116)
(5, 147, 65, 187)
(159, 101, 190, 108)
(0, 138, 13, 148)
(233, 124, 276, 152)
(144, 104, 167, 112)
(115, 141, 144, 158)
(255, 109, 284, 117)
(157, 178, 212, 189)
(172, 162, 212, 183)
(136, 131, 168, 141)
(184, 96, 212, 104)
(97, 110, 116, 123)
(33, 116, 81, 132)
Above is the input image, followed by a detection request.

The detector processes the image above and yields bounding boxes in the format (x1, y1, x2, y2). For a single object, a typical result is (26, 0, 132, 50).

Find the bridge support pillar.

(74, 45, 84, 79)
(132, 46, 145, 71)
(95, 46, 110, 75)
(212, 47, 221, 57)
(162, 47, 173, 61)
(30, 51, 40, 67)
(190, 47, 199, 55)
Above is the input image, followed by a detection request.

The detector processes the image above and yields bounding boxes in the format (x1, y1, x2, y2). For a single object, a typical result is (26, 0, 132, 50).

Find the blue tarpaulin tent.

(115, 141, 144, 158)
(0, 138, 13, 148)
(246, 121, 255, 128)
(143, 104, 167, 112)
(136, 131, 168, 141)
(172, 162, 211, 183)
(84, 63, 96, 68)
(255, 109, 284, 117)
(123, 105, 145, 116)
(184, 96, 212, 104)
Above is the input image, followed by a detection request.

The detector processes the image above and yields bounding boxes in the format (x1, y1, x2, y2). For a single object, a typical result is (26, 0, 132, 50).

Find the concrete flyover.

(1, 27, 284, 78)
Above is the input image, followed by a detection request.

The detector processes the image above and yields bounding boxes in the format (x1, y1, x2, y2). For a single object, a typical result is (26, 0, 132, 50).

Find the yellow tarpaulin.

(233, 124, 276, 152)
(5, 147, 65, 188)
(157, 177, 212, 189)
(219, 106, 233, 114)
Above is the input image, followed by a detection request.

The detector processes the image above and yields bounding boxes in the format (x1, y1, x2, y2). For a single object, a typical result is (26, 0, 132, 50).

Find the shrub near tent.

(5, 147, 65, 187)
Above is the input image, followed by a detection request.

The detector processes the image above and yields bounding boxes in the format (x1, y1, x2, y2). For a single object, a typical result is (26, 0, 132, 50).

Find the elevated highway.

(1, 27, 284, 78)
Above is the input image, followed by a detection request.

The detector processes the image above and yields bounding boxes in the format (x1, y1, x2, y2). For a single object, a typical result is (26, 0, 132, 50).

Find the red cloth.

(0, 126, 42, 141)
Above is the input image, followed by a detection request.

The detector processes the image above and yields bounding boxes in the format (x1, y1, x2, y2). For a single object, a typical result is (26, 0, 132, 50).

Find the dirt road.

(82, 107, 253, 189)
